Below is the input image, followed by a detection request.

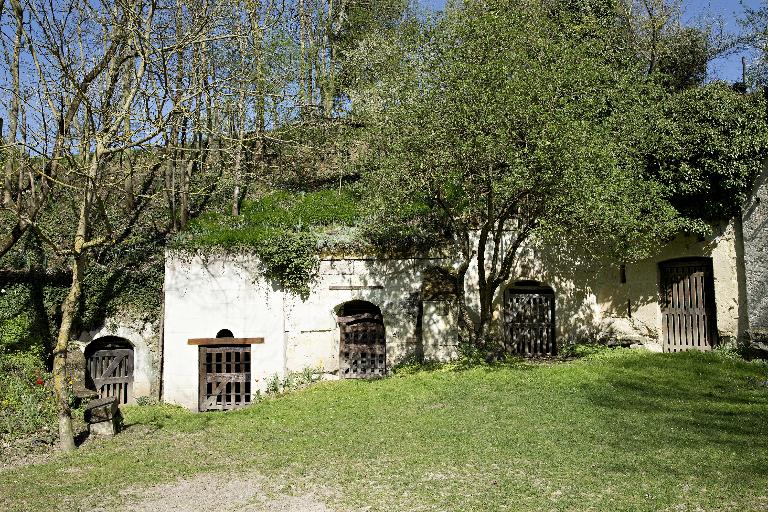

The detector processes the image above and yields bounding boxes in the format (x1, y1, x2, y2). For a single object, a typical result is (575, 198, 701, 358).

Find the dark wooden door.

(199, 345, 252, 411)
(659, 259, 716, 352)
(504, 288, 556, 356)
(87, 348, 134, 404)
(338, 313, 386, 378)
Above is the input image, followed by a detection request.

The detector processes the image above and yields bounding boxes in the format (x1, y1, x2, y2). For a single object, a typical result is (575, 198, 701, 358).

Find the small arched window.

(216, 329, 234, 338)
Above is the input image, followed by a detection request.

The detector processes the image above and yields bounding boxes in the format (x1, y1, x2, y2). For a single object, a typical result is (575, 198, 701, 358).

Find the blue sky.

(421, 0, 763, 82)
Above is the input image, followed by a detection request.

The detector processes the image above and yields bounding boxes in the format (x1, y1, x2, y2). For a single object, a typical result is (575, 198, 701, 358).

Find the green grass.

(2, 350, 767, 511)
(176, 189, 361, 250)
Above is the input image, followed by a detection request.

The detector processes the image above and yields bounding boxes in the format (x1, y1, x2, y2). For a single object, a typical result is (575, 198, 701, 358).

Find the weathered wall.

(77, 315, 159, 402)
(163, 253, 452, 409)
(283, 257, 445, 373)
(476, 222, 740, 350)
(163, 223, 742, 410)
(588, 221, 741, 349)
(163, 254, 286, 409)
(742, 166, 768, 344)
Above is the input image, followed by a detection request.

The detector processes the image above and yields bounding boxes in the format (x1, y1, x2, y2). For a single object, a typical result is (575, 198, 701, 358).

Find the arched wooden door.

(659, 258, 717, 352)
(503, 281, 556, 356)
(337, 301, 386, 378)
(85, 337, 134, 404)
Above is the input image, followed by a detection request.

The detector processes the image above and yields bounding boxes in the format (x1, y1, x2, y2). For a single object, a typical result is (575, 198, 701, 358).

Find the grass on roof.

(175, 189, 361, 250)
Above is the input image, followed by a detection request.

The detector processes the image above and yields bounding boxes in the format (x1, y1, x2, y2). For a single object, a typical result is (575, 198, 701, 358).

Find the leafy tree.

(359, 0, 681, 348)
(641, 83, 768, 222)
(740, 1, 768, 85)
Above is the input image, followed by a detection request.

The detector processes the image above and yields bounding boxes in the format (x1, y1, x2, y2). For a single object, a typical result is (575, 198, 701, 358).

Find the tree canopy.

(358, 0, 684, 346)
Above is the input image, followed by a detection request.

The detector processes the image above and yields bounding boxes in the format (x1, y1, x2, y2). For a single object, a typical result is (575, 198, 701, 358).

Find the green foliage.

(356, 0, 683, 345)
(643, 83, 768, 222)
(174, 189, 361, 296)
(0, 349, 57, 444)
(655, 27, 709, 91)
(263, 366, 322, 396)
(362, 0, 681, 254)
(0, 281, 61, 355)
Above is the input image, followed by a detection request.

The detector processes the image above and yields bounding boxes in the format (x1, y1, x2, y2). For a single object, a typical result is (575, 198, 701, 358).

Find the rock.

(747, 341, 768, 359)
(84, 397, 119, 423)
(84, 397, 121, 437)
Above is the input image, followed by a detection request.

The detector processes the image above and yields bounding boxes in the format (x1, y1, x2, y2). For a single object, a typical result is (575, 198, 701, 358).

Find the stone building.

(158, 218, 742, 410)
(742, 165, 768, 350)
(75, 174, 768, 411)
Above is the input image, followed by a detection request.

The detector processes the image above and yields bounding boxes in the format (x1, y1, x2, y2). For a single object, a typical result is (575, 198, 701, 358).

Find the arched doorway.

(503, 280, 556, 356)
(659, 258, 717, 352)
(337, 301, 386, 378)
(85, 336, 134, 404)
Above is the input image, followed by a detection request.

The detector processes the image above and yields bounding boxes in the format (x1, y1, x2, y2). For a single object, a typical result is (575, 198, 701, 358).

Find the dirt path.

(117, 472, 334, 512)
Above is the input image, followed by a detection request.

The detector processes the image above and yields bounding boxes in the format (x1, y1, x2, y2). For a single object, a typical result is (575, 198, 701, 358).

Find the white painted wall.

(163, 253, 449, 409)
(163, 253, 286, 409)
(162, 225, 742, 410)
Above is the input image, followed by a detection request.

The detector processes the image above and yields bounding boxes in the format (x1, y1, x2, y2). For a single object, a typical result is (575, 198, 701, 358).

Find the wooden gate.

(338, 301, 386, 378)
(503, 283, 556, 356)
(199, 345, 252, 411)
(659, 259, 717, 352)
(87, 347, 134, 404)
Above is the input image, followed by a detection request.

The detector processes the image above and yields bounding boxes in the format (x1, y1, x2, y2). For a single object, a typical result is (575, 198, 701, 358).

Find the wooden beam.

(187, 337, 264, 346)
(328, 285, 384, 290)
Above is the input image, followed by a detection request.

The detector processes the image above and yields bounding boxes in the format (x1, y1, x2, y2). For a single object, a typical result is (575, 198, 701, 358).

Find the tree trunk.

(3, 0, 23, 207)
(52, 158, 97, 451)
(53, 251, 84, 452)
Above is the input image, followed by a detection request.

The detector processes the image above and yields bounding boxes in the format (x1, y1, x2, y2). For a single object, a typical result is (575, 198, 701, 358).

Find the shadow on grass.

(581, 352, 768, 470)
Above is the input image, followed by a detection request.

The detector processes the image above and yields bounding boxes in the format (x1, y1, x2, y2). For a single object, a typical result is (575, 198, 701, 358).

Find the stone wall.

(163, 252, 451, 409)
(162, 223, 743, 410)
(482, 221, 741, 350)
(163, 254, 286, 409)
(742, 166, 768, 345)
(77, 314, 160, 402)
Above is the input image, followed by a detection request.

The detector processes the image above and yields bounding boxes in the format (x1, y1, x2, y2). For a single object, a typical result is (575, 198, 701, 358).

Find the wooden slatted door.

(504, 286, 556, 356)
(87, 348, 134, 404)
(338, 305, 386, 379)
(199, 345, 252, 411)
(659, 259, 717, 352)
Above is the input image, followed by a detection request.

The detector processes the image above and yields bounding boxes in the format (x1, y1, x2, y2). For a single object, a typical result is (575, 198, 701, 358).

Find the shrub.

(0, 349, 57, 444)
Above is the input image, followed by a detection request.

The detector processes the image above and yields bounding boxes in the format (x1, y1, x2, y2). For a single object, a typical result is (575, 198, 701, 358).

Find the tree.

(4, 0, 214, 450)
(359, 0, 681, 349)
(641, 83, 768, 223)
(740, 1, 768, 85)
(619, 0, 723, 91)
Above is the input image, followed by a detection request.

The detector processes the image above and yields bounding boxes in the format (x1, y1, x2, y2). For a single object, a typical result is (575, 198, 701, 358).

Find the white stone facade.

(77, 316, 158, 402)
(162, 253, 450, 409)
(161, 222, 743, 410)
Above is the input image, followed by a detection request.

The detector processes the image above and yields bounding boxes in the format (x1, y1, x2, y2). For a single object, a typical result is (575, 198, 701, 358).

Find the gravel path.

(119, 472, 333, 512)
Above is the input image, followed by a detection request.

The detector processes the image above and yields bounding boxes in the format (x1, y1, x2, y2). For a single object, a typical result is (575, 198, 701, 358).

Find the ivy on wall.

(171, 189, 362, 297)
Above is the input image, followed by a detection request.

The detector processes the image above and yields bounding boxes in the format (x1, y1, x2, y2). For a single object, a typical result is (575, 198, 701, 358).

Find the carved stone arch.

(85, 336, 134, 404)
(78, 318, 157, 402)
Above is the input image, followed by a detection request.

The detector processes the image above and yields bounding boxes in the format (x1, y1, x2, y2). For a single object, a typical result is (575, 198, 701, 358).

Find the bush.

(0, 349, 57, 444)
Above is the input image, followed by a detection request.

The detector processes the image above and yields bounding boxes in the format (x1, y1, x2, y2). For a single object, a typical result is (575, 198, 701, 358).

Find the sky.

(421, 0, 764, 83)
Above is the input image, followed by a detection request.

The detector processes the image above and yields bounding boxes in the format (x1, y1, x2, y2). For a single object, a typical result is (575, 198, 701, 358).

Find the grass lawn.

(1, 349, 767, 511)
